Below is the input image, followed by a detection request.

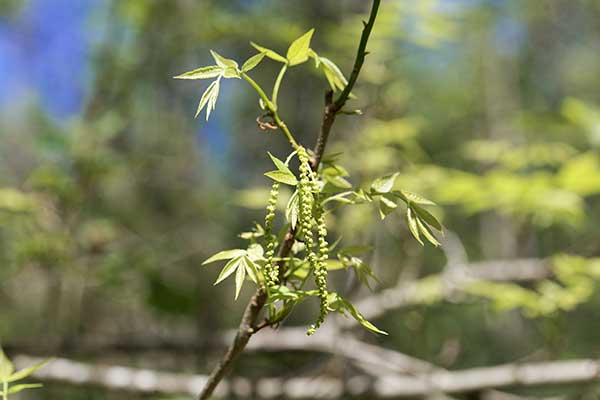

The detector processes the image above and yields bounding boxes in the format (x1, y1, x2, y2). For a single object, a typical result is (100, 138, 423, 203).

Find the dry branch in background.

(16, 354, 600, 398)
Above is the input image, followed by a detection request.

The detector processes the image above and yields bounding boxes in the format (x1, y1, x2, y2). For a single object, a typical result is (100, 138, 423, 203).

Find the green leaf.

(340, 255, 379, 291)
(195, 78, 220, 120)
(417, 218, 440, 247)
(250, 42, 287, 63)
(195, 79, 216, 119)
(399, 190, 436, 206)
(322, 191, 355, 205)
(234, 260, 246, 300)
(214, 256, 244, 285)
(174, 65, 223, 80)
(246, 243, 264, 261)
(354, 189, 373, 203)
(378, 193, 398, 220)
(7, 359, 51, 383)
(322, 164, 350, 177)
(205, 78, 220, 121)
(222, 66, 240, 79)
(268, 152, 292, 174)
(209, 50, 238, 68)
(241, 52, 266, 72)
(412, 204, 443, 231)
(371, 173, 399, 194)
(325, 175, 352, 189)
(265, 170, 298, 186)
(286, 190, 300, 229)
(407, 207, 423, 245)
(243, 256, 259, 284)
(202, 249, 246, 265)
(267, 285, 301, 302)
(332, 295, 387, 335)
(0, 347, 14, 380)
(7, 383, 43, 394)
(320, 57, 348, 91)
(286, 28, 314, 66)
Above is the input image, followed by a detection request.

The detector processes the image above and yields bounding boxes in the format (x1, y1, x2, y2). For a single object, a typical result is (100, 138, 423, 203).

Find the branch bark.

(197, 2, 381, 399)
(198, 290, 266, 399)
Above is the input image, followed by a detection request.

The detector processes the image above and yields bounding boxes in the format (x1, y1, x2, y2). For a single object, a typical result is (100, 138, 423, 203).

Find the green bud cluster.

(297, 147, 329, 336)
(263, 181, 280, 286)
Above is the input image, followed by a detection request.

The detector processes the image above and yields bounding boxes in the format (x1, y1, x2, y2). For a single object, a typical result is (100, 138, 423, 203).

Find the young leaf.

(371, 173, 399, 194)
(209, 49, 238, 68)
(407, 207, 423, 245)
(286, 28, 314, 66)
(205, 78, 220, 121)
(324, 174, 352, 189)
(246, 243, 264, 261)
(0, 347, 14, 379)
(416, 218, 440, 247)
(330, 294, 387, 335)
(268, 152, 293, 174)
(242, 52, 266, 72)
(243, 256, 259, 284)
(378, 193, 398, 220)
(286, 190, 299, 229)
(412, 204, 443, 231)
(7, 358, 52, 383)
(265, 170, 298, 186)
(399, 190, 436, 206)
(222, 66, 240, 79)
(195, 79, 219, 119)
(343, 299, 388, 335)
(214, 256, 244, 285)
(322, 191, 355, 205)
(174, 65, 223, 80)
(320, 57, 348, 91)
(7, 383, 43, 394)
(234, 260, 246, 300)
(202, 249, 246, 265)
(250, 42, 288, 63)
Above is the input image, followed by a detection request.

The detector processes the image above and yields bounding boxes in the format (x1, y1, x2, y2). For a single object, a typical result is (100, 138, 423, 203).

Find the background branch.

(17, 354, 600, 398)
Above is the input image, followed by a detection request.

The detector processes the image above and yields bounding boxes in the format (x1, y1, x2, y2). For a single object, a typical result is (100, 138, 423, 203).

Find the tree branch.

(333, 0, 381, 110)
(198, 290, 267, 399)
(312, 0, 380, 168)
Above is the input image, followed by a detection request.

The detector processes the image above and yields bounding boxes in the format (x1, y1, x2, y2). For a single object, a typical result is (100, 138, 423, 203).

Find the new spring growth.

(263, 182, 280, 286)
(297, 147, 329, 335)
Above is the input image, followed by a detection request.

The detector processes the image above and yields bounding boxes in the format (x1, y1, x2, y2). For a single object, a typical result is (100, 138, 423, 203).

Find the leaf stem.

(271, 64, 288, 107)
(241, 72, 299, 149)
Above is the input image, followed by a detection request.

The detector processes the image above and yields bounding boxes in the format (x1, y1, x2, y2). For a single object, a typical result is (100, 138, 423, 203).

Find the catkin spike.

(297, 147, 329, 335)
(263, 181, 280, 286)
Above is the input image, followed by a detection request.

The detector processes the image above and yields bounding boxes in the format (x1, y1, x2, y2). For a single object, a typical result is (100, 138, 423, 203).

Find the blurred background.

(2, 0, 600, 398)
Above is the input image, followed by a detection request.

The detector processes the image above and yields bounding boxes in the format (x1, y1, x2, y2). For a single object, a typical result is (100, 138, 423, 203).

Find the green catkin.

(297, 147, 329, 336)
(263, 181, 280, 286)
(307, 195, 329, 335)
